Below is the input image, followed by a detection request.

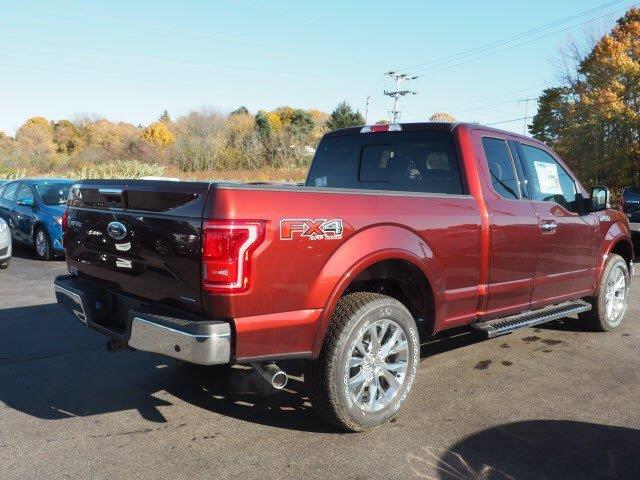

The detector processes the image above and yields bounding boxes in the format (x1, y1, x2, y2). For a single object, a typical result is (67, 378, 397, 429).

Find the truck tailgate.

(64, 180, 211, 314)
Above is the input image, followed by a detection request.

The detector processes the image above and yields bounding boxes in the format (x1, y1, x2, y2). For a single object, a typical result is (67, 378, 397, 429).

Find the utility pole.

(364, 95, 371, 124)
(517, 97, 537, 135)
(384, 71, 418, 123)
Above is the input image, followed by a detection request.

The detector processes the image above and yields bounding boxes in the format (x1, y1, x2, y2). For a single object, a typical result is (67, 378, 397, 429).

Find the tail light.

(202, 220, 265, 294)
(61, 209, 69, 232)
(360, 124, 402, 133)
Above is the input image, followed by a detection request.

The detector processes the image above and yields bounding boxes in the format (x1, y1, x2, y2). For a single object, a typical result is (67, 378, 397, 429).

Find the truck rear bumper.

(53, 275, 231, 365)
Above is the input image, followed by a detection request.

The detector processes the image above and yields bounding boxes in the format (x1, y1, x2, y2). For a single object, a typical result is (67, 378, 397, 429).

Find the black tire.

(306, 292, 420, 432)
(34, 226, 52, 261)
(0, 258, 8, 269)
(579, 254, 630, 331)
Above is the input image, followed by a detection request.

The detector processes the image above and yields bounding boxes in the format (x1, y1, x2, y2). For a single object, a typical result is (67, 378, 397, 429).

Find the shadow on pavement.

(9, 242, 65, 261)
(406, 420, 640, 479)
(0, 302, 333, 433)
(0, 302, 599, 435)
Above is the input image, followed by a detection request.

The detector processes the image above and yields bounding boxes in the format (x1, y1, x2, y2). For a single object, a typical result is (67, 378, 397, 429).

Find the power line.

(393, 0, 630, 75)
(406, 4, 634, 77)
(383, 72, 418, 123)
(483, 94, 631, 127)
(485, 116, 531, 126)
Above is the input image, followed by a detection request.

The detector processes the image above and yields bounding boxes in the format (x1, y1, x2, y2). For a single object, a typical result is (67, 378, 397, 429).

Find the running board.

(471, 300, 592, 338)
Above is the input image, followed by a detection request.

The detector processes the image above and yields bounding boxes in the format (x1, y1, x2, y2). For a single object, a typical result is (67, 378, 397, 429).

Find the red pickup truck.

(54, 122, 633, 431)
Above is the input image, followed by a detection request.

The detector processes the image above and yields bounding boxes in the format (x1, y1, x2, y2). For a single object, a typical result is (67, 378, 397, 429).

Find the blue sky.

(0, 0, 635, 135)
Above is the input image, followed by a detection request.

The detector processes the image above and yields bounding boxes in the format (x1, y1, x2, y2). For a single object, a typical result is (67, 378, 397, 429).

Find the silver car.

(0, 217, 11, 269)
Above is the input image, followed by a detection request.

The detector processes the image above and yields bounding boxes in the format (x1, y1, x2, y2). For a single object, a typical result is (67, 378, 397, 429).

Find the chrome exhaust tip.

(251, 362, 288, 389)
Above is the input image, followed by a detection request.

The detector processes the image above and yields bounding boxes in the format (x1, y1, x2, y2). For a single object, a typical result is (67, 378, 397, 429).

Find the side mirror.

(16, 198, 34, 208)
(590, 186, 609, 212)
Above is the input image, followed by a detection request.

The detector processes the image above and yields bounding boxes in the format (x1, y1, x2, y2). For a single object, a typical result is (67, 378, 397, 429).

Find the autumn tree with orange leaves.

(531, 7, 640, 189)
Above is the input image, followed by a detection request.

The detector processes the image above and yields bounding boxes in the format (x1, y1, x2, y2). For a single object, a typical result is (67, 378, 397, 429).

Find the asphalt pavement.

(1, 245, 639, 480)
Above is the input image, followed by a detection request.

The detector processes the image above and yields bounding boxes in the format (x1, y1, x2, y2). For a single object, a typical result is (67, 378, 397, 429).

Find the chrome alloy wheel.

(345, 319, 409, 413)
(605, 264, 628, 327)
(36, 230, 48, 257)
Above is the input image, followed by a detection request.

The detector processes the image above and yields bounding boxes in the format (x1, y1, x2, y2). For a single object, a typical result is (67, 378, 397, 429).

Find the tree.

(375, 119, 390, 125)
(159, 110, 171, 123)
(429, 112, 456, 122)
(53, 120, 83, 154)
(255, 111, 272, 139)
(141, 122, 175, 146)
(326, 101, 365, 130)
(23, 116, 52, 131)
(230, 106, 249, 116)
(15, 117, 55, 159)
(288, 109, 314, 137)
(530, 7, 640, 188)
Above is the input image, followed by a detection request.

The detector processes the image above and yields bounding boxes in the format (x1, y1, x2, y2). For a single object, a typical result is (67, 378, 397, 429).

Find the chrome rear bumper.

(53, 275, 231, 365)
(128, 316, 231, 365)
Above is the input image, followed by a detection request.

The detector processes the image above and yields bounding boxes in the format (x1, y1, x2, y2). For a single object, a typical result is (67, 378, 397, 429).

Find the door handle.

(540, 221, 557, 231)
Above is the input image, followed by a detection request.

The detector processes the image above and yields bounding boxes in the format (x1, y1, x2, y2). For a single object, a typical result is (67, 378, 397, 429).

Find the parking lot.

(1, 246, 639, 480)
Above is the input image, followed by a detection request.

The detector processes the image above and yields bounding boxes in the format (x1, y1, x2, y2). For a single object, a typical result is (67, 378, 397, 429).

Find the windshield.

(624, 187, 640, 196)
(36, 183, 71, 205)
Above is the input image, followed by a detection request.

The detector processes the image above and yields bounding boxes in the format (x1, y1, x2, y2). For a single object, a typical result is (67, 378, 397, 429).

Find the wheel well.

(342, 259, 435, 340)
(610, 240, 633, 269)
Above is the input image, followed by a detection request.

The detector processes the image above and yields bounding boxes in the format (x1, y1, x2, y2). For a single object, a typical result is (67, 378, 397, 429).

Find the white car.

(0, 217, 11, 269)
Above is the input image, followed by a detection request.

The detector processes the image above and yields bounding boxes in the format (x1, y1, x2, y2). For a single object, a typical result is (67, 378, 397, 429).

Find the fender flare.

(596, 222, 634, 283)
(306, 225, 443, 357)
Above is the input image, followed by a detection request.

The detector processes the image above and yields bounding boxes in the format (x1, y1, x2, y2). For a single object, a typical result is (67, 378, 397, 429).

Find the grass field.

(0, 163, 308, 184)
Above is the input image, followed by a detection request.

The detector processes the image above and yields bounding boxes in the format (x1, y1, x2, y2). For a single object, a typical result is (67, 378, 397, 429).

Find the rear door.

(474, 131, 538, 318)
(65, 180, 211, 313)
(515, 141, 596, 306)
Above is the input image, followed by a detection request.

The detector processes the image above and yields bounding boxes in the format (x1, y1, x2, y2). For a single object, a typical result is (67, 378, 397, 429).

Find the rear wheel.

(306, 292, 420, 432)
(34, 227, 52, 261)
(579, 254, 630, 331)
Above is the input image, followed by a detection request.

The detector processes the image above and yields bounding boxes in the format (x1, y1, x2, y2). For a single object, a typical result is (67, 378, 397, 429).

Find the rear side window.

(2, 183, 17, 202)
(15, 184, 34, 204)
(482, 137, 520, 199)
(307, 131, 463, 194)
(624, 188, 640, 196)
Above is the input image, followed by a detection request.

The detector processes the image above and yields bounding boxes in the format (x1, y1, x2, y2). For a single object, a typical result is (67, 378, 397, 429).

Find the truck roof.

(323, 121, 539, 144)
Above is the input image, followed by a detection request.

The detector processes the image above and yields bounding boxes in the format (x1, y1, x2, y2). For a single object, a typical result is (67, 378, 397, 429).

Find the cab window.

(307, 131, 464, 194)
(482, 137, 520, 199)
(519, 144, 579, 212)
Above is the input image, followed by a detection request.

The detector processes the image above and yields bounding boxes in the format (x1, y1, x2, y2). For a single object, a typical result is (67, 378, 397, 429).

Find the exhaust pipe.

(251, 362, 288, 389)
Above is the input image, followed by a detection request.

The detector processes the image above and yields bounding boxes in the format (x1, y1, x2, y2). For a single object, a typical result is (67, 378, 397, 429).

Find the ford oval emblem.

(107, 221, 127, 241)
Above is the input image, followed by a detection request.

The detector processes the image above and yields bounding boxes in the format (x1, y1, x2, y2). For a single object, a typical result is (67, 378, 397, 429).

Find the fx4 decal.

(280, 219, 344, 240)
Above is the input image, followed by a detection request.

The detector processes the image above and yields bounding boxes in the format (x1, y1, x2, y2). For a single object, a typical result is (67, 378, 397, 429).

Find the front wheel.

(306, 292, 420, 432)
(580, 254, 630, 331)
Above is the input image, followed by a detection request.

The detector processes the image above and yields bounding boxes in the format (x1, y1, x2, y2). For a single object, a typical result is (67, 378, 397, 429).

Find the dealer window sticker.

(533, 160, 563, 195)
(314, 176, 328, 187)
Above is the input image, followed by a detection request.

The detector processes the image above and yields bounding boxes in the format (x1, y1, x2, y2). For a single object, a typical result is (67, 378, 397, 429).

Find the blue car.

(0, 179, 73, 260)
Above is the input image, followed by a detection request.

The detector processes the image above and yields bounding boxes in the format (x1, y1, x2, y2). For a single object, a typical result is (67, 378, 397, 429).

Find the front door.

(516, 141, 596, 307)
(14, 183, 37, 244)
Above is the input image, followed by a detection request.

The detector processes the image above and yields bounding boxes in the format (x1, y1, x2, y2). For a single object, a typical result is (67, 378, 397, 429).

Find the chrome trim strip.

(98, 188, 123, 196)
(237, 351, 313, 363)
(128, 317, 231, 365)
